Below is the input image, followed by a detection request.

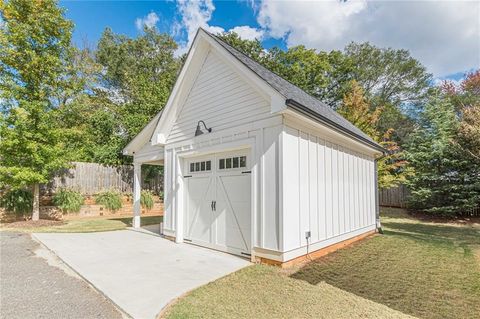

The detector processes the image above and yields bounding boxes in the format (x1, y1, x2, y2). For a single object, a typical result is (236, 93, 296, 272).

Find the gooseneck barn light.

(194, 120, 212, 136)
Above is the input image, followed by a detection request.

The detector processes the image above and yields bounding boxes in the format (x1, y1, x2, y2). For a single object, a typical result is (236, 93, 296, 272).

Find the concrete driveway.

(33, 229, 250, 319)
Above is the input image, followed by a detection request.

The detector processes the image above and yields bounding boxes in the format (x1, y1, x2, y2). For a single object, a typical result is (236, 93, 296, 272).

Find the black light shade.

(195, 120, 212, 137)
(195, 124, 203, 136)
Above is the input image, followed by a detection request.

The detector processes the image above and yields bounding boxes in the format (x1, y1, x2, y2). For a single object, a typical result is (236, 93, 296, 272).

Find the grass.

(0, 215, 163, 233)
(164, 265, 412, 319)
(164, 209, 480, 319)
(291, 208, 480, 319)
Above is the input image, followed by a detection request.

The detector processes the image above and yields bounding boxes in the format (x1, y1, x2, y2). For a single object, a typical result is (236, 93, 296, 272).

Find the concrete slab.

(141, 224, 161, 235)
(33, 230, 250, 319)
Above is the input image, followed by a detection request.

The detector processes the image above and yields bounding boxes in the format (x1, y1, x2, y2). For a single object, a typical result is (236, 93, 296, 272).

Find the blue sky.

(60, 0, 479, 80)
(62, 1, 285, 49)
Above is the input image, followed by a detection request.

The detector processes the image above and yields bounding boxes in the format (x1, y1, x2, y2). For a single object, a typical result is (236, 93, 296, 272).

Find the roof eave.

(123, 112, 163, 155)
(285, 99, 387, 154)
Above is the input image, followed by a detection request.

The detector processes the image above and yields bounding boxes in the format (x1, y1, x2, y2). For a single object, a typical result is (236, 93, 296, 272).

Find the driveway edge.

(31, 233, 133, 319)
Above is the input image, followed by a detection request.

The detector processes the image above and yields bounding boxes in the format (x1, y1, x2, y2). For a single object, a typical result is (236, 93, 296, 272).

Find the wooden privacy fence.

(379, 184, 409, 208)
(41, 162, 163, 195)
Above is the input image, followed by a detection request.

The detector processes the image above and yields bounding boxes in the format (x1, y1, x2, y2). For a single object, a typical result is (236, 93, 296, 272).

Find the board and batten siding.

(282, 125, 376, 252)
(163, 120, 284, 252)
(167, 50, 271, 144)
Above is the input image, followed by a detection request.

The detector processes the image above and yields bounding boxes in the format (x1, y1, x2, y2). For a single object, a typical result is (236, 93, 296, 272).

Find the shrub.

(95, 191, 122, 212)
(53, 189, 84, 214)
(141, 190, 154, 210)
(0, 188, 33, 219)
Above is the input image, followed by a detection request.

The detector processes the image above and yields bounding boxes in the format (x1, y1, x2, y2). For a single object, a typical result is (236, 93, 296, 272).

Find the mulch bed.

(1, 220, 65, 228)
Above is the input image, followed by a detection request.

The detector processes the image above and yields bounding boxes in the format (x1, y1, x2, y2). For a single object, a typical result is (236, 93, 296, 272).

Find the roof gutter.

(285, 99, 386, 154)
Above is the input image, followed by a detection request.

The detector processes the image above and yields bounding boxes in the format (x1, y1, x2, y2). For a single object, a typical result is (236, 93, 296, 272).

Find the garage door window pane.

(190, 163, 195, 172)
(206, 161, 211, 170)
(195, 162, 200, 171)
(219, 159, 225, 169)
(233, 157, 239, 168)
(226, 158, 232, 169)
(201, 161, 206, 171)
(240, 156, 246, 168)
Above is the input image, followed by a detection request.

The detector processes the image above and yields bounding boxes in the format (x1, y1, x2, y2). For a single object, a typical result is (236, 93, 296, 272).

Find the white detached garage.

(124, 29, 385, 266)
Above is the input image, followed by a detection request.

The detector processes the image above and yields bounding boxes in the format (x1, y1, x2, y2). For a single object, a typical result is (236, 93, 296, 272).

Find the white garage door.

(184, 151, 251, 257)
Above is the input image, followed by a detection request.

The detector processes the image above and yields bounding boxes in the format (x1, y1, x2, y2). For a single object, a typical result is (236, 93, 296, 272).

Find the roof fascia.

(285, 99, 386, 154)
(123, 112, 161, 155)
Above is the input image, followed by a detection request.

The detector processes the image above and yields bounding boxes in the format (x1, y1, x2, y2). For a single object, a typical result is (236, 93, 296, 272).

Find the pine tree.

(406, 91, 479, 216)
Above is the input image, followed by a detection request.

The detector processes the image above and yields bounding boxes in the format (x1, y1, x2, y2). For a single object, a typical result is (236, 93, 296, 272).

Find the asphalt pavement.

(0, 231, 123, 319)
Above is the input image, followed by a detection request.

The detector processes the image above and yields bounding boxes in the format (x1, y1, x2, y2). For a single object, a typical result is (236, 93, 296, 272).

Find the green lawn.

(164, 209, 480, 319)
(0, 215, 163, 233)
(164, 265, 412, 319)
(291, 209, 480, 319)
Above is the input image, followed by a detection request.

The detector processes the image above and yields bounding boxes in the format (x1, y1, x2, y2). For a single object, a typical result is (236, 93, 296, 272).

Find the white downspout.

(374, 159, 383, 233)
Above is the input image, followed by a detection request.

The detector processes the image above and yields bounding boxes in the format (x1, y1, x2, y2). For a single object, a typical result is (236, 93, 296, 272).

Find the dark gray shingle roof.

(206, 30, 383, 152)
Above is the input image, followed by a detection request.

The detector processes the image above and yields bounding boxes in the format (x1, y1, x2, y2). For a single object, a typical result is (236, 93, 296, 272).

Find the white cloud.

(229, 25, 264, 40)
(173, 0, 264, 55)
(135, 12, 160, 30)
(256, 0, 480, 77)
(174, 0, 224, 54)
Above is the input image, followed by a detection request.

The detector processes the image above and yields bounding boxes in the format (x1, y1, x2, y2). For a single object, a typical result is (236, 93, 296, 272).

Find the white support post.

(133, 162, 142, 228)
(174, 151, 184, 243)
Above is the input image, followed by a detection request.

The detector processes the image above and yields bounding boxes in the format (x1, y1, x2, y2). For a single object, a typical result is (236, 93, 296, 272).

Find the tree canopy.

(337, 81, 411, 189)
(0, 0, 77, 219)
(68, 27, 181, 165)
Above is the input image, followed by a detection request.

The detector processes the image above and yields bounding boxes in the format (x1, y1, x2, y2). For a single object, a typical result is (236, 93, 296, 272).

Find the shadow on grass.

(109, 215, 163, 227)
(289, 217, 480, 319)
(382, 219, 480, 247)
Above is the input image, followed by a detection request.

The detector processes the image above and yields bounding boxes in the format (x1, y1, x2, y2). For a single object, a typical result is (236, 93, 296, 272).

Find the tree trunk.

(32, 184, 40, 221)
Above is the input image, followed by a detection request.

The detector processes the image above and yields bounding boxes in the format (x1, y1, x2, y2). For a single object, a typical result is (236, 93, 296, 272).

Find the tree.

(406, 91, 479, 216)
(457, 104, 480, 160)
(217, 31, 265, 61)
(442, 69, 480, 112)
(0, 0, 76, 220)
(55, 45, 103, 162)
(344, 42, 432, 106)
(443, 70, 480, 160)
(337, 81, 411, 188)
(82, 27, 180, 165)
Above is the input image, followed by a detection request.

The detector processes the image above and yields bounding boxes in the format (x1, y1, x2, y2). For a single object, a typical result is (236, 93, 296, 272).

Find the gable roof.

(124, 28, 384, 155)
(206, 31, 383, 152)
